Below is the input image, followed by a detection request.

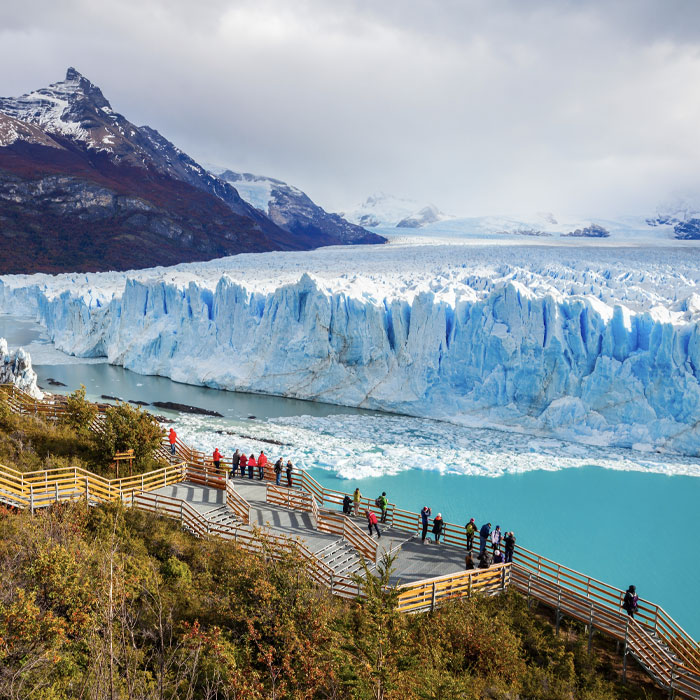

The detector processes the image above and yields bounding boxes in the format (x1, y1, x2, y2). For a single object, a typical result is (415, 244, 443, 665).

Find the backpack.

(375, 497, 382, 508)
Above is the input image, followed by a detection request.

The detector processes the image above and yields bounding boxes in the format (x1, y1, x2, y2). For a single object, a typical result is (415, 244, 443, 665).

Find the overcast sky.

(2, 0, 700, 217)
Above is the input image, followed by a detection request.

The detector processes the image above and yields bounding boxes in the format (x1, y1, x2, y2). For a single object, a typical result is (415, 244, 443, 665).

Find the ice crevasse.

(2, 270, 700, 456)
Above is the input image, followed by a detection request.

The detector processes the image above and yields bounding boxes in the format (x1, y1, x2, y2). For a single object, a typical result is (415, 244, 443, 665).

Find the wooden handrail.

(225, 480, 250, 524)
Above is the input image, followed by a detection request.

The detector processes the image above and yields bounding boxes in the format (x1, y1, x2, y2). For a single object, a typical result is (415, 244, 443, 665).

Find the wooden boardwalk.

(1, 382, 699, 698)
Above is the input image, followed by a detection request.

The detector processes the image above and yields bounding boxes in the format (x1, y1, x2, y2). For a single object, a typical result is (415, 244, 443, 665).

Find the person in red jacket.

(247, 454, 256, 480)
(168, 428, 177, 456)
(257, 450, 267, 480)
(239, 454, 247, 478)
(212, 448, 221, 470)
(365, 509, 381, 538)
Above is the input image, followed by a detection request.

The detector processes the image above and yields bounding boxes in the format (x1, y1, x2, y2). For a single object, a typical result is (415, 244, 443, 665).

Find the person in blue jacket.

(420, 506, 432, 543)
(479, 522, 491, 557)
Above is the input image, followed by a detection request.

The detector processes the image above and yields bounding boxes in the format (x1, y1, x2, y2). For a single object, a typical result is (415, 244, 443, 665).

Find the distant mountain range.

(214, 170, 384, 246)
(0, 69, 384, 274)
(340, 193, 451, 229)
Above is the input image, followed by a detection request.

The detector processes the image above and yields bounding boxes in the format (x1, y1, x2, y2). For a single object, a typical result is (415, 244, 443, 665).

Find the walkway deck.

(153, 478, 461, 585)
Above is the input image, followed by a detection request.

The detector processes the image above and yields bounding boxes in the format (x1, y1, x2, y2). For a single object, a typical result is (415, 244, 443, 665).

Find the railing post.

(85, 476, 89, 505)
(431, 582, 437, 612)
(622, 618, 629, 684)
(588, 602, 594, 653)
(669, 662, 676, 699)
(30, 484, 34, 515)
(55, 481, 59, 503)
(141, 474, 144, 491)
(180, 501, 183, 523)
(164, 469, 166, 487)
(527, 573, 532, 610)
(468, 572, 473, 598)
(555, 588, 562, 635)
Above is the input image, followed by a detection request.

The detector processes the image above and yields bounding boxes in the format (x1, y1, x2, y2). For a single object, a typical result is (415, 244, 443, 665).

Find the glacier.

(0, 338, 43, 399)
(1, 241, 700, 456)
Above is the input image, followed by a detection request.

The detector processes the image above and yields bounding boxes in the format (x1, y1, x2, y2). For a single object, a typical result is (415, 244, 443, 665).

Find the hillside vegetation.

(0, 395, 664, 699)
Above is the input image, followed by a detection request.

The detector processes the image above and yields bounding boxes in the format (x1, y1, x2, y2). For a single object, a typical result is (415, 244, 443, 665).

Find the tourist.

(479, 522, 491, 556)
(353, 488, 361, 516)
(623, 585, 639, 618)
(247, 453, 256, 479)
(239, 452, 247, 478)
(493, 549, 505, 564)
(257, 450, 267, 480)
(376, 492, 388, 523)
(491, 525, 502, 552)
(231, 449, 241, 478)
(365, 509, 381, 538)
(504, 531, 516, 563)
(478, 550, 491, 568)
(420, 506, 432, 543)
(212, 448, 222, 470)
(168, 427, 177, 456)
(465, 551, 475, 570)
(274, 457, 283, 486)
(342, 494, 352, 515)
(465, 517, 478, 551)
(432, 513, 444, 544)
(286, 460, 293, 487)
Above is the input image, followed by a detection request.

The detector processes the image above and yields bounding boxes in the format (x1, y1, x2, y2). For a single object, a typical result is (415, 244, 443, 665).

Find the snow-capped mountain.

(396, 204, 448, 229)
(647, 196, 700, 240)
(216, 170, 385, 246)
(0, 69, 383, 274)
(341, 193, 448, 228)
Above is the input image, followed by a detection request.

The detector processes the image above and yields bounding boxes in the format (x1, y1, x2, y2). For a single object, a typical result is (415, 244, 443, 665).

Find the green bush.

(61, 385, 97, 434)
(100, 401, 164, 472)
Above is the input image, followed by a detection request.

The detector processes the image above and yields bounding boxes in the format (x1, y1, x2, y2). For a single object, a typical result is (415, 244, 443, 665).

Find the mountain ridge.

(0, 68, 382, 273)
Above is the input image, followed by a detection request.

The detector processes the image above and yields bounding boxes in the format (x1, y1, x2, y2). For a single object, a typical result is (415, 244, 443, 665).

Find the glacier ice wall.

(1, 256, 699, 456)
(0, 337, 43, 399)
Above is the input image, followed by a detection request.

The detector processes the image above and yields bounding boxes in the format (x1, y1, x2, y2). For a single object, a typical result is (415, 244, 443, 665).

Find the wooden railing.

(0, 461, 186, 511)
(131, 490, 360, 599)
(396, 565, 510, 613)
(315, 508, 378, 563)
(225, 480, 250, 524)
(266, 483, 315, 512)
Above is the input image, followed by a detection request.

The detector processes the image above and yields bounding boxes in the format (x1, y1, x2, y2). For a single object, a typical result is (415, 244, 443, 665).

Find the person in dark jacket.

(274, 458, 283, 486)
(420, 506, 432, 543)
(465, 517, 478, 551)
(432, 513, 444, 544)
(479, 522, 491, 557)
(465, 551, 475, 570)
(478, 551, 491, 568)
(342, 494, 352, 515)
(285, 460, 293, 487)
(230, 449, 240, 478)
(504, 531, 516, 563)
(493, 549, 505, 565)
(623, 585, 639, 618)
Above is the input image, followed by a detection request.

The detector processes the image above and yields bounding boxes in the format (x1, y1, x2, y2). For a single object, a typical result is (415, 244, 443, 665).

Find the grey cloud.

(1, 0, 699, 217)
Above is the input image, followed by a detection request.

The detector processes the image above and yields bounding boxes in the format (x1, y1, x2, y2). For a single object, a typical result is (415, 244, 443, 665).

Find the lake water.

(2, 314, 698, 637)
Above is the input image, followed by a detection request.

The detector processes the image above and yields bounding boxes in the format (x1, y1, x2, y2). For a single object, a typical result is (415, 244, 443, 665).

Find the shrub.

(101, 402, 164, 471)
(61, 385, 97, 435)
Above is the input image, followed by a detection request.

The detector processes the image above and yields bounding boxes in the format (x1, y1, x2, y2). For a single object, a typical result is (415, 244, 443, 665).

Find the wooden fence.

(396, 565, 510, 613)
